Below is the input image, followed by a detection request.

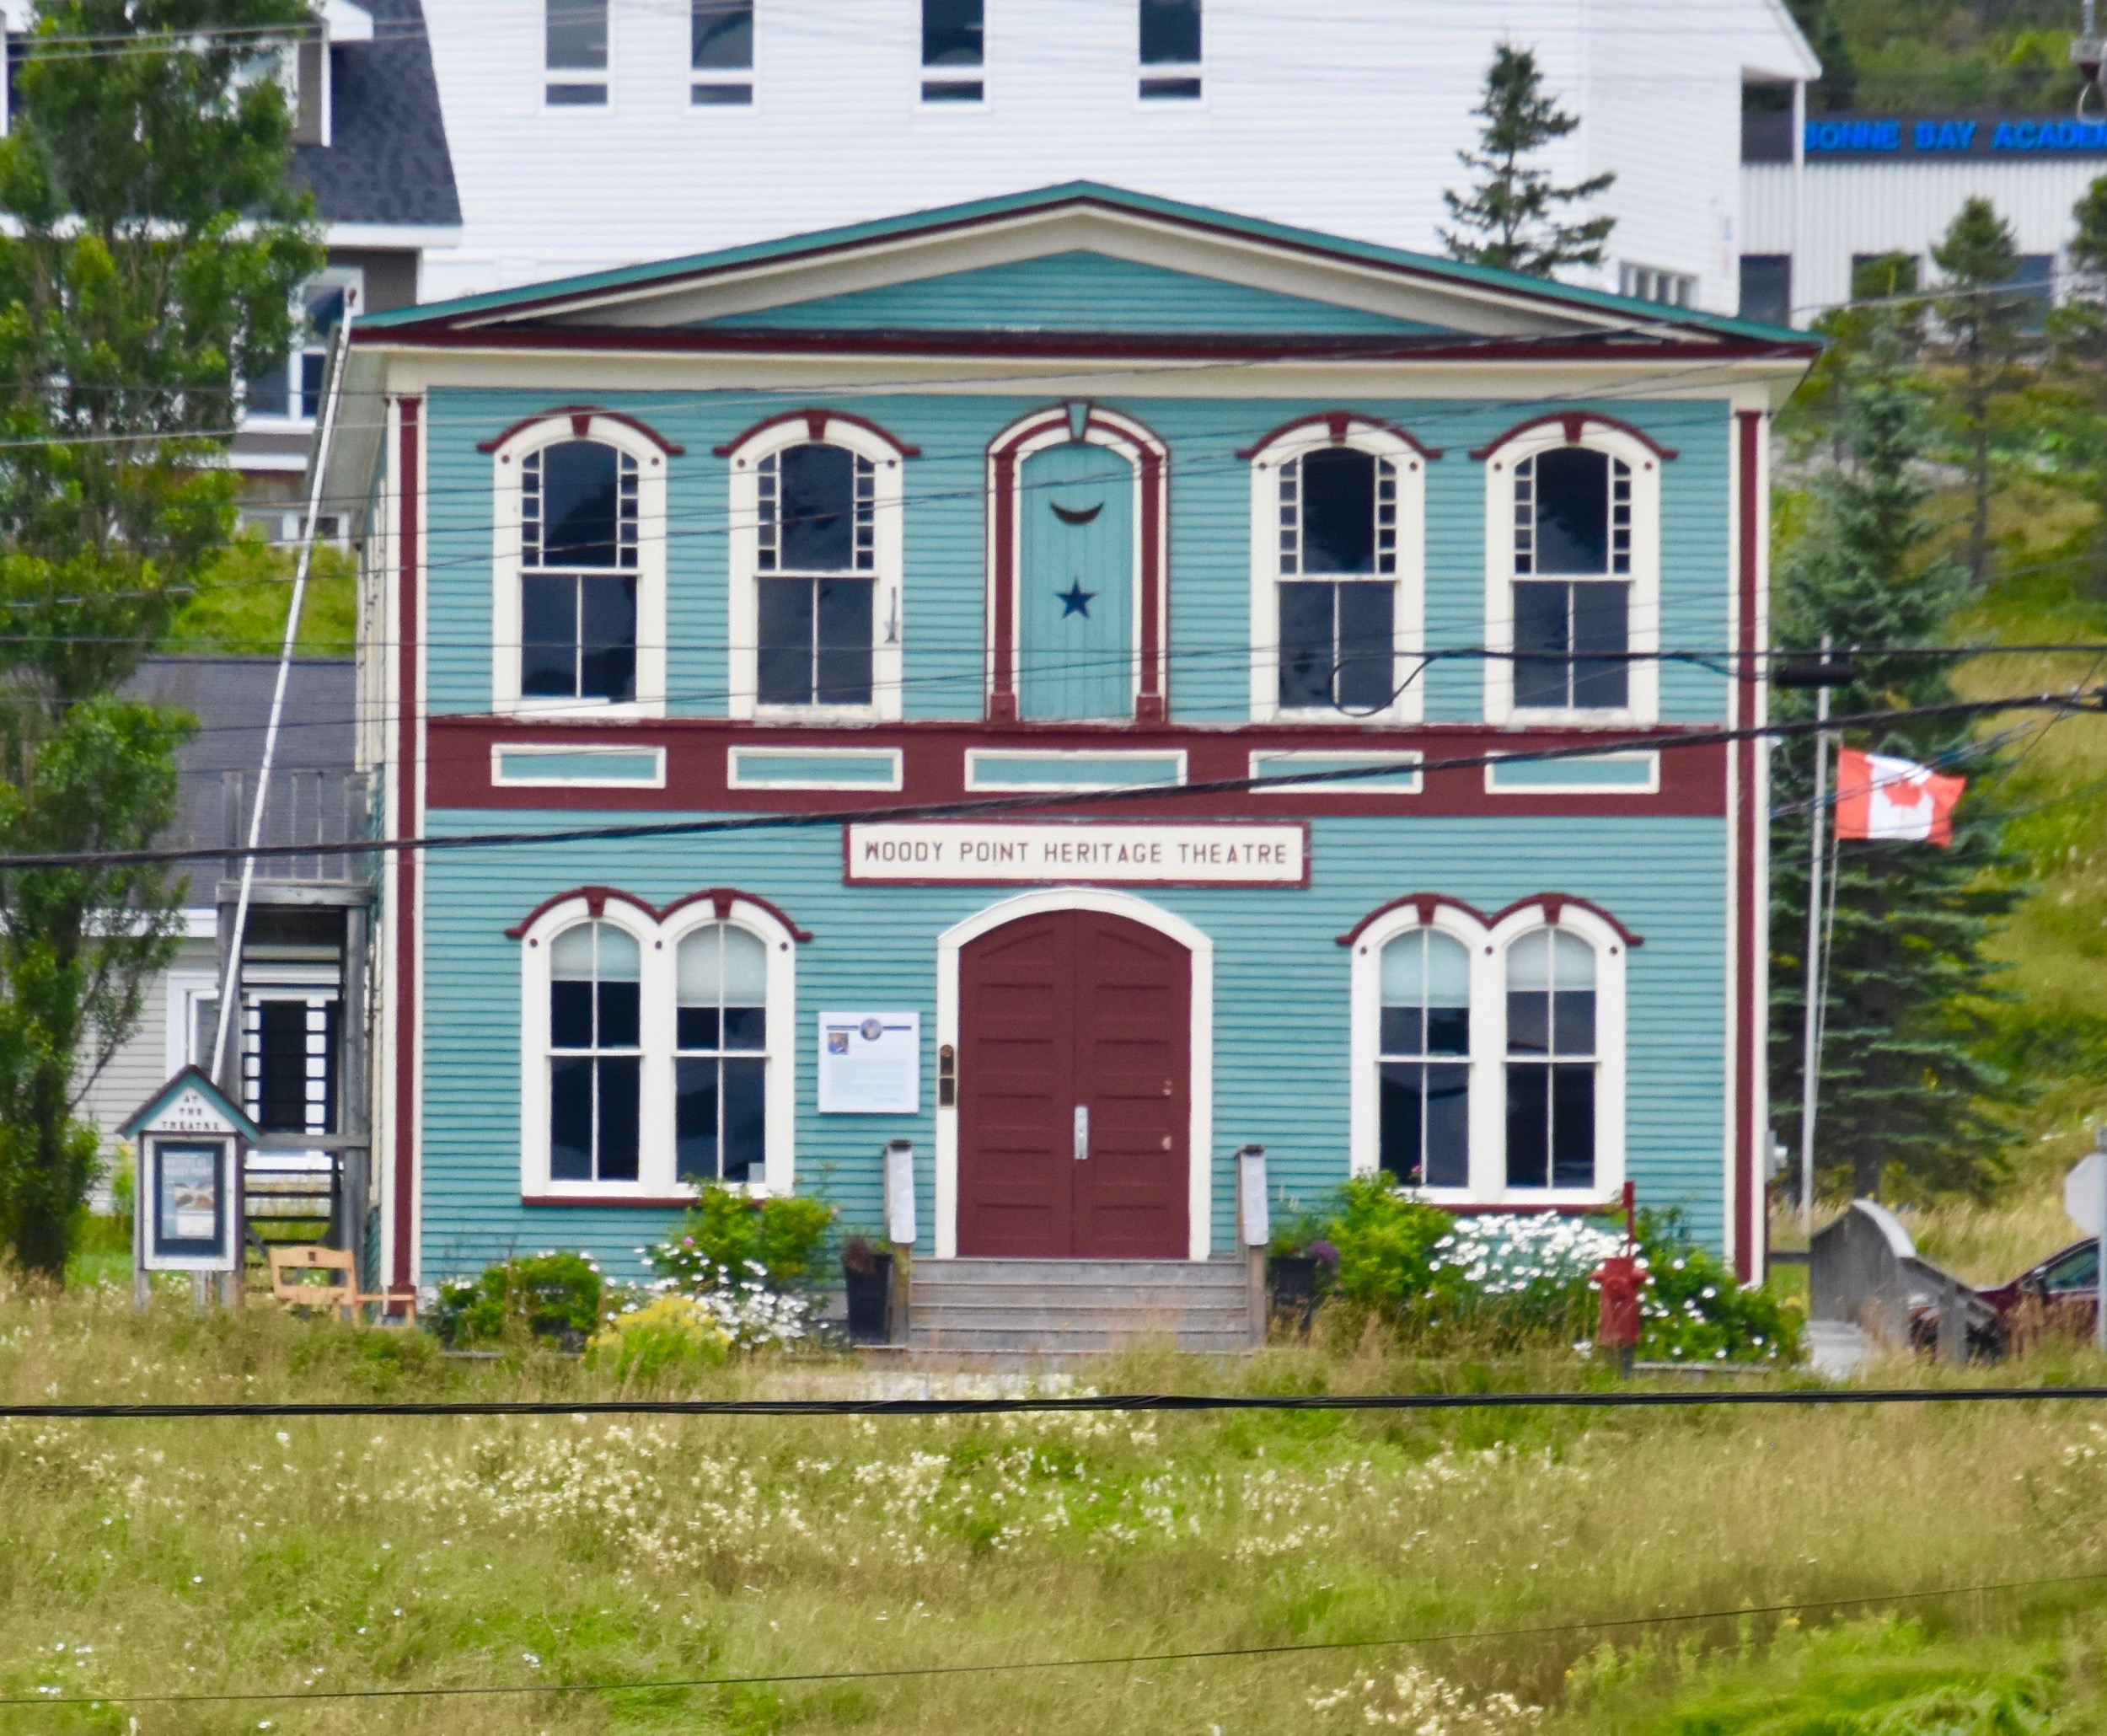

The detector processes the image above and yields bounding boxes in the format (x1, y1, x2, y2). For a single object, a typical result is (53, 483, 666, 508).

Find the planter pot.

(844, 1263, 893, 1344)
(1268, 1255, 1321, 1327)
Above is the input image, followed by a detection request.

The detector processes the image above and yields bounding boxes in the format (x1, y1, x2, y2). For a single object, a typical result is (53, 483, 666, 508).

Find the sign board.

(120, 1065, 259, 1277)
(1804, 115, 2107, 158)
(818, 1010, 920, 1114)
(2068, 1152, 2107, 1238)
(844, 822, 1307, 887)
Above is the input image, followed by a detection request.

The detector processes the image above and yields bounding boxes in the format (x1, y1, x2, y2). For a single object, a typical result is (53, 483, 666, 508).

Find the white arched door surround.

(934, 887, 1214, 1260)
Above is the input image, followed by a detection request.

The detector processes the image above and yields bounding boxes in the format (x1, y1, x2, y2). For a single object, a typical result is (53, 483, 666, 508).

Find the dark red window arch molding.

(1334, 892, 1644, 949)
(1467, 412, 1679, 464)
(1234, 410, 1443, 462)
(477, 406, 687, 456)
(505, 885, 813, 942)
(710, 409, 921, 461)
(986, 402, 1170, 723)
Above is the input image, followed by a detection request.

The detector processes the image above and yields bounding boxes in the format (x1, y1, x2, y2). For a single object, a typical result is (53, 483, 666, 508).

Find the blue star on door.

(1019, 442, 1134, 721)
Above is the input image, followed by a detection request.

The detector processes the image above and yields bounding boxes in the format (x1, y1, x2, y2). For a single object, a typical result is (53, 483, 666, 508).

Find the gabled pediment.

(359, 183, 1813, 352)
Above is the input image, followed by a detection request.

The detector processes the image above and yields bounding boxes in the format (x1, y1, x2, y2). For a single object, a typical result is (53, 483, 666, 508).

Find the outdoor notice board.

(119, 1067, 257, 1274)
(818, 1011, 920, 1114)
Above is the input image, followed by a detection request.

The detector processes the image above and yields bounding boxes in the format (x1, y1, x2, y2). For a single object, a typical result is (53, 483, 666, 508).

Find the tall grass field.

(3, 1279, 2107, 1733)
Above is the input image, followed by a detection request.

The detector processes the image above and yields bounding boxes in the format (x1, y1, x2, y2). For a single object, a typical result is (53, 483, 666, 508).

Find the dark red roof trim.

(710, 408, 921, 459)
(505, 885, 812, 941)
(475, 405, 686, 456)
(1335, 890, 1643, 949)
(363, 321, 1815, 367)
(1236, 410, 1443, 462)
(1468, 412, 1680, 463)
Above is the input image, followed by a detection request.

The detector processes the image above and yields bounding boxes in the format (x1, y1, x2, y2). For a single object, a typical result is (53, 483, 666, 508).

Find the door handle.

(1073, 1104, 1089, 1161)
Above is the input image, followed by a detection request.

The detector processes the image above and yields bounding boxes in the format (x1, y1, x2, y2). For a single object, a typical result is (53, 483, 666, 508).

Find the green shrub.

(429, 1251, 604, 1348)
(587, 1294, 732, 1383)
(646, 1188, 835, 1293)
(1323, 1177, 1455, 1311)
(1639, 1238, 1803, 1365)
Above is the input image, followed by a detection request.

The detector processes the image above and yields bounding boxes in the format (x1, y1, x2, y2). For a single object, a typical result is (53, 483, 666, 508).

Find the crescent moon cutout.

(1049, 501, 1104, 525)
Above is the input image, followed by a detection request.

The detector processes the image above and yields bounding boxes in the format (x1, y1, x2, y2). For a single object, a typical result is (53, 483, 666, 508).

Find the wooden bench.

(266, 1245, 417, 1323)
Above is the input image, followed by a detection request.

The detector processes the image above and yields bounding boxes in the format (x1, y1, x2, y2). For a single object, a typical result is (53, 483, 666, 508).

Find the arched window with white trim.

(548, 919, 642, 1182)
(1503, 929, 1598, 1190)
(1247, 415, 1427, 723)
(517, 891, 800, 1198)
(489, 412, 671, 717)
(1481, 419, 1662, 725)
(724, 415, 907, 721)
(674, 923, 770, 1185)
(1378, 927, 1471, 1187)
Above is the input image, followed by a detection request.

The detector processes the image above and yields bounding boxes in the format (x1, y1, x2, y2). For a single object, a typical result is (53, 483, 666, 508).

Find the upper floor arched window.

(722, 412, 909, 722)
(1478, 416, 1665, 726)
(1245, 414, 1429, 724)
(489, 410, 672, 718)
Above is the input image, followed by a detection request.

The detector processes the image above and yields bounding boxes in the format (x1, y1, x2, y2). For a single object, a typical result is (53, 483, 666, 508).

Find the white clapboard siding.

(420, 0, 1813, 318)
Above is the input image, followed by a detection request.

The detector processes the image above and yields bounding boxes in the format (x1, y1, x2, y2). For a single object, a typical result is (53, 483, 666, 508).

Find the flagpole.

(1799, 636, 1832, 1233)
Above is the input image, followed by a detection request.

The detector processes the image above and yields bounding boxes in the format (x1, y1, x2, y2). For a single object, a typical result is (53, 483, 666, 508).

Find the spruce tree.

(0, 0, 321, 1281)
(1771, 313, 2027, 1202)
(1929, 197, 2029, 588)
(1440, 45, 1615, 278)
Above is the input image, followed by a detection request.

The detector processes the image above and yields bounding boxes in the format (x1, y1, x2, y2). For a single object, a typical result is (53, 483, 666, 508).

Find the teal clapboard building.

(325, 184, 1815, 1297)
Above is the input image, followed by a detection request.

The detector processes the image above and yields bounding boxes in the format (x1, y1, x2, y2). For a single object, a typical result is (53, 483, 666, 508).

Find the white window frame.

(490, 414, 668, 721)
(1482, 421, 1660, 727)
(1247, 420, 1426, 725)
(1489, 903, 1627, 1205)
(517, 892, 797, 1200)
(1348, 898, 1627, 1205)
(244, 266, 364, 430)
(725, 415, 905, 723)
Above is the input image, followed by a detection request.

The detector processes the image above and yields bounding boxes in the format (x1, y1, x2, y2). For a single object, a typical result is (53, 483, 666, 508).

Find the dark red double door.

(957, 909, 1190, 1258)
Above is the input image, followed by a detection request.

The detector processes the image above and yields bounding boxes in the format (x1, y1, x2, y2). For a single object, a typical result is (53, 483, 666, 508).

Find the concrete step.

(905, 1256, 1258, 1357)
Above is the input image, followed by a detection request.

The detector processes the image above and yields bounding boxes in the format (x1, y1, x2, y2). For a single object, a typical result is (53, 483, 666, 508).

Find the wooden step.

(905, 1256, 1258, 1356)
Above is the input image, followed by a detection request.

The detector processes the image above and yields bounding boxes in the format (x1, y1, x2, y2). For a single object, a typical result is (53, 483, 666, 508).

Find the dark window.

(1139, 0, 1199, 63)
(548, 922, 641, 1183)
(1513, 447, 1631, 710)
(921, 0, 983, 99)
(675, 924, 769, 1185)
(546, 0, 607, 100)
(1739, 255, 1793, 327)
(1379, 930, 1471, 1188)
(249, 999, 335, 1135)
(692, 0, 752, 101)
(1276, 447, 1397, 712)
(1504, 930, 1596, 1190)
(2042, 1243, 2101, 1294)
(521, 440, 639, 704)
(756, 442, 876, 707)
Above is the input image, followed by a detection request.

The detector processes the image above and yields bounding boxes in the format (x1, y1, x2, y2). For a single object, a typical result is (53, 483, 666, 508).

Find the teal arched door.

(1017, 442, 1134, 721)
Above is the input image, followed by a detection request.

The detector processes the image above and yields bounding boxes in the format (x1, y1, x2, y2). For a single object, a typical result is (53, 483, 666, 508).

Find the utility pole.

(1798, 637, 1833, 1233)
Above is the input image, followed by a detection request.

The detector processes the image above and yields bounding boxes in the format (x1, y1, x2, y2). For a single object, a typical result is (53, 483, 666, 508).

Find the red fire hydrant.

(1592, 1181, 1643, 1376)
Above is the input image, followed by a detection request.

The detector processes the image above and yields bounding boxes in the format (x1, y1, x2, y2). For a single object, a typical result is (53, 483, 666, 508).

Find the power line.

(6, 1567, 2105, 1712)
(0, 689, 2094, 872)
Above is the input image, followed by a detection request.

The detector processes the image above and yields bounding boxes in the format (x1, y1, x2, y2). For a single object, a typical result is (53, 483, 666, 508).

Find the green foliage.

(1322, 1176, 1454, 1311)
(165, 527, 357, 655)
(1771, 312, 2029, 1201)
(587, 1294, 732, 1384)
(430, 1252, 605, 1348)
(1789, 0, 2087, 113)
(1932, 199, 2032, 588)
(1440, 45, 1615, 278)
(1638, 1223, 1804, 1365)
(0, 0, 320, 1280)
(647, 1187, 837, 1292)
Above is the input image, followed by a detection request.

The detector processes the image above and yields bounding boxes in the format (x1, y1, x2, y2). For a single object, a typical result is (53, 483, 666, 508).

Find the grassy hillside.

(162, 528, 357, 657)
(1793, 0, 2088, 112)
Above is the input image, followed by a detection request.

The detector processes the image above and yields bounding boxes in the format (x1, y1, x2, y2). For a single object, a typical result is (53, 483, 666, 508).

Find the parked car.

(1974, 1239, 2101, 1348)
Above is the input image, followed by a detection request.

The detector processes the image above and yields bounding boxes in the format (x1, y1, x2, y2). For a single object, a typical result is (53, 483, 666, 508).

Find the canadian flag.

(1833, 748, 1965, 846)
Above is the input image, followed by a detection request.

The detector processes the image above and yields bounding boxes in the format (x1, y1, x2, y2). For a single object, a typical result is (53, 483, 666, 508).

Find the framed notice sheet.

(818, 1011, 920, 1114)
(145, 1137, 237, 1269)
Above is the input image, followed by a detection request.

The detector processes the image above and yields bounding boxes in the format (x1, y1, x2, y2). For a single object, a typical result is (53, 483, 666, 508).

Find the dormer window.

(692, 0, 753, 104)
(546, 0, 609, 104)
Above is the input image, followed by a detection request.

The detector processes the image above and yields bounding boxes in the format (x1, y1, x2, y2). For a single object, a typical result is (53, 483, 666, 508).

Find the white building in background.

(416, 0, 1819, 317)
(1740, 113, 2107, 326)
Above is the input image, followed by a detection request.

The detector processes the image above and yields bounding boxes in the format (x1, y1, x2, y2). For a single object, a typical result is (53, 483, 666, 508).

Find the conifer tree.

(1440, 45, 1615, 278)
(1929, 197, 2029, 588)
(1771, 313, 2026, 1202)
(0, 0, 321, 1281)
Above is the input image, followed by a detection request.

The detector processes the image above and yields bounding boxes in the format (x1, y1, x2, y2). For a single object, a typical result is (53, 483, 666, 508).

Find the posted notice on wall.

(844, 822, 1308, 887)
(818, 1010, 921, 1114)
